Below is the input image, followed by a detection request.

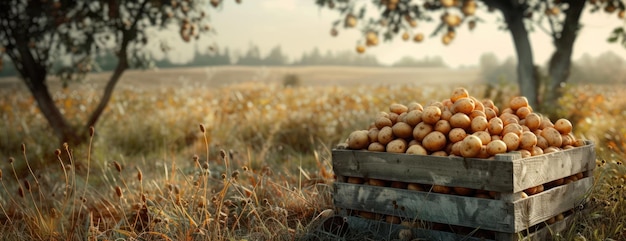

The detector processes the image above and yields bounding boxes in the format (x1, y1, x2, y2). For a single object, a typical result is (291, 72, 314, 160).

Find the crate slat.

(510, 144, 596, 192)
(334, 182, 515, 232)
(332, 142, 595, 193)
(344, 211, 578, 241)
(334, 176, 592, 233)
(332, 150, 516, 192)
(512, 176, 592, 232)
(344, 215, 490, 241)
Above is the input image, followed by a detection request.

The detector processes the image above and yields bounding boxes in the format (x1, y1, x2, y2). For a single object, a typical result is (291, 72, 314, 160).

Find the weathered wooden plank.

(344, 211, 578, 241)
(334, 176, 592, 234)
(345, 215, 493, 241)
(512, 176, 592, 232)
(334, 182, 516, 232)
(494, 211, 577, 241)
(510, 143, 596, 192)
(332, 150, 516, 192)
(332, 142, 595, 193)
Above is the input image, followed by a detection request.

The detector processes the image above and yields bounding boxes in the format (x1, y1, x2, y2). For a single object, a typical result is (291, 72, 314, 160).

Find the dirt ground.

(0, 65, 481, 90)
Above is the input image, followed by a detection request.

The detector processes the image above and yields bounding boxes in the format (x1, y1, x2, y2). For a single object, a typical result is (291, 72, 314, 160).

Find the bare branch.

(534, 15, 556, 36)
(541, 0, 560, 41)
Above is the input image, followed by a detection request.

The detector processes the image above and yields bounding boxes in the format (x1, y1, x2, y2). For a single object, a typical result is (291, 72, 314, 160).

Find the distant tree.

(0, 55, 17, 77)
(391, 55, 447, 68)
(479, 53, 516, 85)
(570, 51, 626, 84)
(0, 0, 236, 146)
(93, 51, 119, 72)
(189, 47, 232, 66)
(301, 47, 324, 65)
(263, 46, 289, 65)
(236, 44, 263, 65)
(294, 48, 382, 66)
(316, 0, 624, 110)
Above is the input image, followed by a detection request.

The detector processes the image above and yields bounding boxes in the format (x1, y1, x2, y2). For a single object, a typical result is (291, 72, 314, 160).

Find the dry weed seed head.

(112, 161, 122, 173)
(0, 169, 2, 180)
(137, 168, 143, 182)
(8, 157, 14, 164)
(199, 124, 206, 133)
(197, 197, 207, 208)
(242, 166, 249, 172)
(50, 208, 60, 219)
(115, 186, 123, 198)
(23, 180, 31, 191)
(202, 161, 209, 170)
(192, 154, 199, 163)
(18, 186, 24, 198)
(220, 149, 226, 159)
(54, 149, 61, 156)
(221, 173, 227, 180)
(231, 170, 239, 179)
(21, 143, 25, 153)
(89, 126, 95, 137)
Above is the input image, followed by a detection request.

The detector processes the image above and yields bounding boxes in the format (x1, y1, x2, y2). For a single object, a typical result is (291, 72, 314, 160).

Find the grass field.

(0, 66, 625, 240)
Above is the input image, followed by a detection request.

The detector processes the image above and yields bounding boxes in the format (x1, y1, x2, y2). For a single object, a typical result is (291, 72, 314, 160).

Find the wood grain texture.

(344, 215, 492, 241)
(512, 176, 592, 232)
(332, 142, 595, 193)
(334, 176, 592, 233)
(332, 150, 516, 192)
(510, 143, 596, 192)
(344, 212, 577, 241)
(334, 182, 516, 232)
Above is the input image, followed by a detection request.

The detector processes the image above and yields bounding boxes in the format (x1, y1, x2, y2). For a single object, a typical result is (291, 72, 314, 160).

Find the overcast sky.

(161, 0, 626, 68)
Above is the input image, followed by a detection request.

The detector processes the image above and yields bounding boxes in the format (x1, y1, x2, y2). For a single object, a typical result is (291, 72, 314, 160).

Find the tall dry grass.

(0, 80, 625, 240)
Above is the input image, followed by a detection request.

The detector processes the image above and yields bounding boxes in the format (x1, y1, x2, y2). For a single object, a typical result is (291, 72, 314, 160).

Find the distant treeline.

(0, 44, 448, 77)
(478, 51, 626, 85)
(3, 46, 625, 85)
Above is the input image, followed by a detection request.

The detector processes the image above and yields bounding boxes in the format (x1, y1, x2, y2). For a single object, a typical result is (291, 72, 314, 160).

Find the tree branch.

(533, 16, 555, 36)
(541, 0, 559, 41)
(85, 0, 151, 130)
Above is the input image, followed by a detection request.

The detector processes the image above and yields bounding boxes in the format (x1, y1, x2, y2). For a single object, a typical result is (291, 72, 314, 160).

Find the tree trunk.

(484, 0, 539, 109)
(85, 3, 148, 135)
(503, 7, 538, 109)
(15, 42, 83, 145)
(545, 0, 585, 110)
(85, 50, 128, 130)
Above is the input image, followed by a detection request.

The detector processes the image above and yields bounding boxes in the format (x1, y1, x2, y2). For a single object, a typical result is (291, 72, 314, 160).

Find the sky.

(161, 0, 626, 68)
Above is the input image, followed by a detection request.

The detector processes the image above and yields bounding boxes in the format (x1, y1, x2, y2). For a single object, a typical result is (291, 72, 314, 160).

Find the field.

(0, 66, 625, 241)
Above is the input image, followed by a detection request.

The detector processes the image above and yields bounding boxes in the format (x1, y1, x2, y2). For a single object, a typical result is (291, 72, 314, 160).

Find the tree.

(263, 46, 289, 65)
(479, 53, 516, 85)
(316, 0, 623, 110)
(391, 55, 447, 67)
(236, 44, 263, 65)
(0, 0, 235, 146)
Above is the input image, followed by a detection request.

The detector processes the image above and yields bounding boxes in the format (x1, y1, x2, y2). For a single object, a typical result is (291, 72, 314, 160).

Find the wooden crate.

(342, 210, 580, 241)
(331, 142, 595, 240)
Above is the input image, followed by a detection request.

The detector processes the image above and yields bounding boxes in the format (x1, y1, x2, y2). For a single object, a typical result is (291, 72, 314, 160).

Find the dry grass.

(0, 69, 625, 240)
